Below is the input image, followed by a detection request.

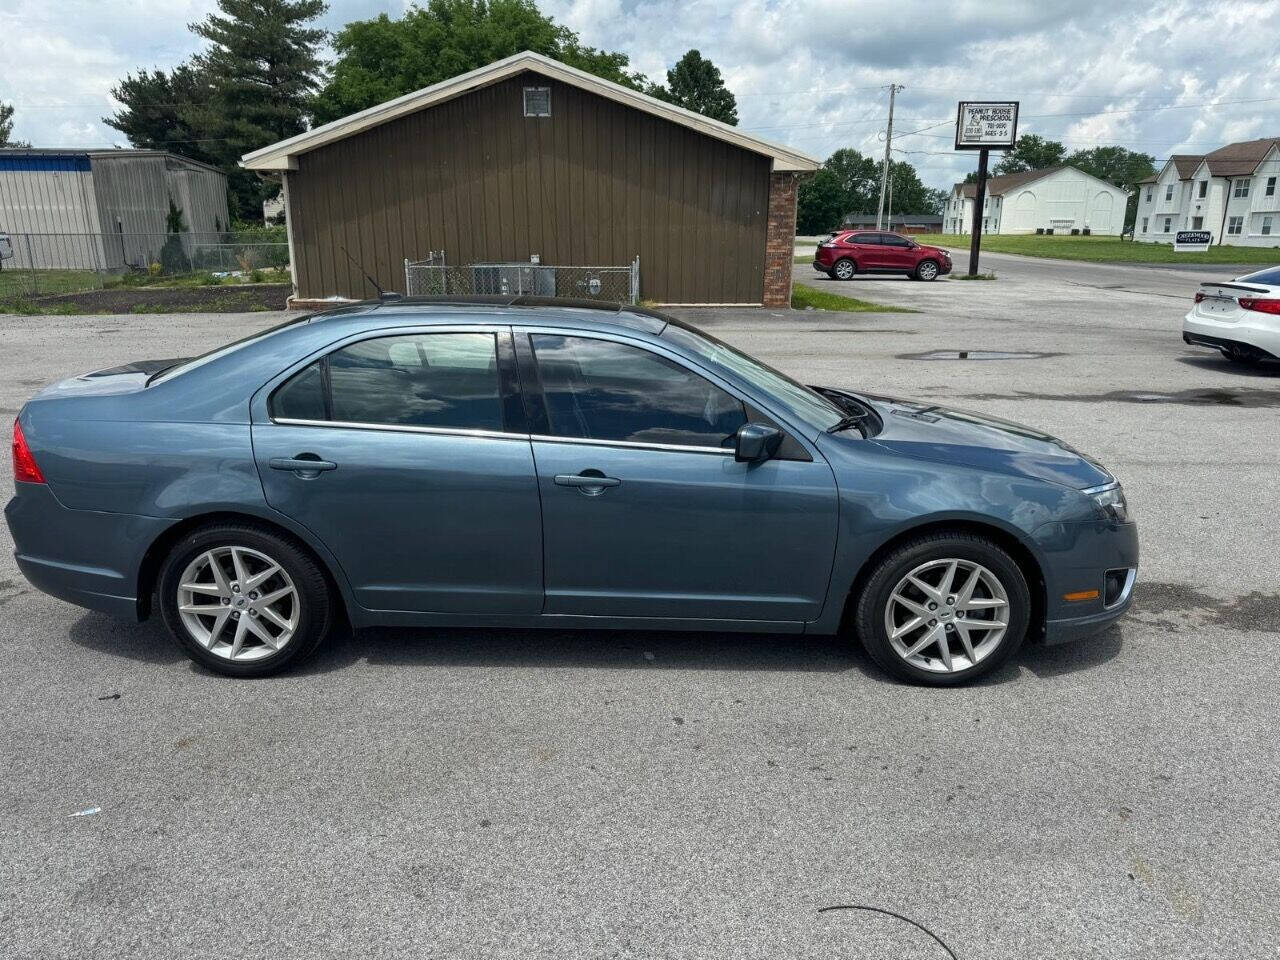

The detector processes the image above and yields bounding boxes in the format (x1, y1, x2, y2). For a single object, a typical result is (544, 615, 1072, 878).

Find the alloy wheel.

(834, 260, 854, 280)
(883, 558, 1009, 673)
(177, 546, 300, 661)
(918, 261, 938, 280)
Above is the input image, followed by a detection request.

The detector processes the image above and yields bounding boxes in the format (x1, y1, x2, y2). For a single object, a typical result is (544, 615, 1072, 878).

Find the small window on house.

(1191, 216, 1204, 230)
(1263, 215, 1273, 236)
(1267, 177, 1277, 197)
(1165, 184, 1174, 201)
(1141, 217, 1148, 233)
(1163, 217, 1172, 233)
(1234, 180, 1250, 198)
(1197, 181, 1207, 198)
(1227, 216, 1243, 236)
(1145, 187, 1152, 202)
(523, 86, 551, 117)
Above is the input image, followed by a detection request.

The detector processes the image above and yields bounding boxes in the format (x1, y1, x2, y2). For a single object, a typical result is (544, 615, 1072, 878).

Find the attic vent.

(523, 86, 551, 117)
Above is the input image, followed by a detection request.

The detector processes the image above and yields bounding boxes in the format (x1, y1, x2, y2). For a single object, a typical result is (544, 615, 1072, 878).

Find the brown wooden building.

(242, 52, 817, 307)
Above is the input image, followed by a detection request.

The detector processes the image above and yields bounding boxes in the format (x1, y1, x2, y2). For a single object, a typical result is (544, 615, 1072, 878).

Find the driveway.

(1, 299, 1277, 959)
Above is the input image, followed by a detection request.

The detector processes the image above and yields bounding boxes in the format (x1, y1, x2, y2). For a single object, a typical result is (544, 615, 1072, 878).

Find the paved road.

(1, 278, 1278, 958)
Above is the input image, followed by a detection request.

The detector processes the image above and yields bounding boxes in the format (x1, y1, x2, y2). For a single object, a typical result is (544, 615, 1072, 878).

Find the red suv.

(813, 231, 952, 281)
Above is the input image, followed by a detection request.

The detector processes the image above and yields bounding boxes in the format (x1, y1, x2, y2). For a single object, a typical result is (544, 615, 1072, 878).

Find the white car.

(1183, 266, 1280, 365)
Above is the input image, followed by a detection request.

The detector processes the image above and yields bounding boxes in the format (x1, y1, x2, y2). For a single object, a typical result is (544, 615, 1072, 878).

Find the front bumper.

(5, 483, 171, 620)
(1033, 518, 1138, 645)
(938, 260, 953, 275)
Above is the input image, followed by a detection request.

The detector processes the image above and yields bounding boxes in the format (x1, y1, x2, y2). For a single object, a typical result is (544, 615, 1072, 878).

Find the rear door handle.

(270, 456, 337, 475)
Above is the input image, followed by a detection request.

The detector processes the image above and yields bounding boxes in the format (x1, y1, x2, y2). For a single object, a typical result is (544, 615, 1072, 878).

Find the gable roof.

(953, 165, 1067, 198)
(241, 50, 819, 173)
(1203, 136, 1280, 176)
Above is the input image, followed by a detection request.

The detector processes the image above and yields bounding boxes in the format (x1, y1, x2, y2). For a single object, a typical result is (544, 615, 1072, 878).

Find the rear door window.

(270, 332, 505, 431)
(850, 233, 881, 245)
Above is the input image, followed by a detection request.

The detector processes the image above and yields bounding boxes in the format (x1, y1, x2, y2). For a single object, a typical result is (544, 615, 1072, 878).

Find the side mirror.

(734, 423, 782, 463)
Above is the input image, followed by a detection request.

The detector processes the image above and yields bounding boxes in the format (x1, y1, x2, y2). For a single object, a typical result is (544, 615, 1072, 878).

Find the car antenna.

(337, 243, 400, 300)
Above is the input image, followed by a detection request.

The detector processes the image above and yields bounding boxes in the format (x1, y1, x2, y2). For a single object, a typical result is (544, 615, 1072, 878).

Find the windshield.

(147, 315, 310, 385)
(661, 322, 844, 431)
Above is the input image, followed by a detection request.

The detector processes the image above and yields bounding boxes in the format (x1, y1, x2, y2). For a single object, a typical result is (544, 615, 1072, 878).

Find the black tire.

(158, 522, 335, 677)
(853, 530, 1031, 686)
(832, 258, 856, 281)
(914, 259, 940, 281)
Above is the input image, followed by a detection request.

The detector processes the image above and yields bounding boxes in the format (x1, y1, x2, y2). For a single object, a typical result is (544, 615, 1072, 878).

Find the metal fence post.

(25, 234, 36, 297)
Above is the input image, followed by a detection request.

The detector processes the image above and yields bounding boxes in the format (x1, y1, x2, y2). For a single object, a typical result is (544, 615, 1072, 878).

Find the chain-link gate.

(405, 254, 639, 304)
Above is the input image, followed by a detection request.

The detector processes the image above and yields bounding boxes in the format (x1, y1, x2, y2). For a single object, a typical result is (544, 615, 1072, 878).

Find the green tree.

(796, 168, 846, 234)
(105, 65, 216, 165)
(647, 50, 737, 125)
(312, 0, 643, 125)
(883, 159, 943, 216)
(159, 198, 192, 274)
(824, 148, 879, 214)
(190, 0, 329, 219)
(992, 133, 1066, 176)
(1, 101, 31, 148)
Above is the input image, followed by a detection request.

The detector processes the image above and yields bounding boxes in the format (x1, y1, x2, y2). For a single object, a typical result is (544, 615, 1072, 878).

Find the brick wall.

(763, 172, 799, 307)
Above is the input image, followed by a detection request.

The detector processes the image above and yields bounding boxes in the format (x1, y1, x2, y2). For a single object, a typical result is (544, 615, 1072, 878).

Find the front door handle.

(554, 471, 621, 496)
(269, 455, 337, 477)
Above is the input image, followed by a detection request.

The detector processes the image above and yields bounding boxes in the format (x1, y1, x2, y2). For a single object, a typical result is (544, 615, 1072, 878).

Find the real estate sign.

(955, 102, 1020, 150)
(1174, 230, 1212, 252)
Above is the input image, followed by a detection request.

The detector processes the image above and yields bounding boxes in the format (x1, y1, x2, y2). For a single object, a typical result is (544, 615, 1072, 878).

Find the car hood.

(917, 245, 950, 257)
(835, 391, 1113, 489)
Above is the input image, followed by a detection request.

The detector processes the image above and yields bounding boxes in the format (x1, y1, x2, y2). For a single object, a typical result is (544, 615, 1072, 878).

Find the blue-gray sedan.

(6, 298, 1136, 684)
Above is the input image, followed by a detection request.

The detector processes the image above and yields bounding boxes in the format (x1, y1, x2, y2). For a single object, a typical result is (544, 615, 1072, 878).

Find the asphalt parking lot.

(2, 257, 1278, 959)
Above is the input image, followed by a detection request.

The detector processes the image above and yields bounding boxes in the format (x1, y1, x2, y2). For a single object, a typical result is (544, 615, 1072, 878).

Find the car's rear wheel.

(853, 531, 1030, 685)
(914, 259, 940, 281)
(832, 258, 856, 280)
(159, 523, 334, 677)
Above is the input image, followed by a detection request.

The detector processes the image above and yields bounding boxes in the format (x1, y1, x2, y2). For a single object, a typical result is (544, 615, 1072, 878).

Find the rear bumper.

(1183, 312, 1280, 358)
(5, 484, 171, 620)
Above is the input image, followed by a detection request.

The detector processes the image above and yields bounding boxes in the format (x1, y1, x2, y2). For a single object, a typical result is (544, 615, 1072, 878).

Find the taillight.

(1194, 292, 1206, 303)
(1239, 297, 1280, 314)
(12, 419, 46, 484)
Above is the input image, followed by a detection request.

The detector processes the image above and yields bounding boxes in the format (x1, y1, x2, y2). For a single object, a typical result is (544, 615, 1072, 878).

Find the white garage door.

(1090, 192, 1115, 232)
(1012, 191, 1037, 232)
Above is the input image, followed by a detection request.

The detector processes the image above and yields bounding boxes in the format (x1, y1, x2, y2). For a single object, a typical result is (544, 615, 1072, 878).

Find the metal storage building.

(0, 148, 229, 271)
(242, 51, 818, 307)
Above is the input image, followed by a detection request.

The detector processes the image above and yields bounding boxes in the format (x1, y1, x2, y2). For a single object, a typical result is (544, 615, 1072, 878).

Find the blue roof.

(0, 154, 91, 173)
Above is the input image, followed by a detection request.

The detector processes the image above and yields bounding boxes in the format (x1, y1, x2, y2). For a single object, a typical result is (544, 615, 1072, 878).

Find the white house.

(943, 165, 1128, 236)
(1134, 137, 1280, 247)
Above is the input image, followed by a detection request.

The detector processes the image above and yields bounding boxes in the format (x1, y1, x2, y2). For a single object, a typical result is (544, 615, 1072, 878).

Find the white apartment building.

(1134, 137, 1280, 247)
(943, 165, 1128, 236)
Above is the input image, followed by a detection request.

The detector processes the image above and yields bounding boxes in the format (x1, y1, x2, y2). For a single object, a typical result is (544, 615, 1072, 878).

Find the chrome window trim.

(270, 418, 735, 455)
(271, 417, 523, 441)
(528, 433, 734, 456)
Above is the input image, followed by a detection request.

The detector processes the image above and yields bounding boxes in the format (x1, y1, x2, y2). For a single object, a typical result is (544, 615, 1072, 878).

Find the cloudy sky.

(3, 0, 1278, 189)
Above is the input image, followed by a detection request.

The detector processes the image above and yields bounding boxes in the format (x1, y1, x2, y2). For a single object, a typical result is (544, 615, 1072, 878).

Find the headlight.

(1086, 483, 1129, 523)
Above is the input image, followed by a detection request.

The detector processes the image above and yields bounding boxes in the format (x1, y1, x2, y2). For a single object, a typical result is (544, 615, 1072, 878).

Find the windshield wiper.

(826, 412, 868, 434)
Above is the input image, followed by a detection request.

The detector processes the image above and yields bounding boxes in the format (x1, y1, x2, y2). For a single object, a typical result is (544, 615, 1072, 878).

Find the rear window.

(148, 315, 309, 385)
(1239, 267, 1280, 286)
(850, 233, 881, 244)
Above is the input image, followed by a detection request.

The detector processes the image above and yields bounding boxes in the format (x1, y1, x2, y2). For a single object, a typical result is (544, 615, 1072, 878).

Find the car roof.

(310, 296, 672, 335)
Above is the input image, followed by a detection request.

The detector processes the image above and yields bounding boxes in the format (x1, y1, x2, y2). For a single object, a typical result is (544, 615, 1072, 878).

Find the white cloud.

(3, 0, 1278, 190)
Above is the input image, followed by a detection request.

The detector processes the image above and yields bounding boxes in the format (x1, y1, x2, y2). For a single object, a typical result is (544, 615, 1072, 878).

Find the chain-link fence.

(0, 230, 290, 302)
(405, 255, 640, 304)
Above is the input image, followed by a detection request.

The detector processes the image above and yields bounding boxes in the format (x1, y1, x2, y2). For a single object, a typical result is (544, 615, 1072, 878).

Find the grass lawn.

(0, 268, 103, 300)
(912, 233, 1280, 265)
(790, 284, 914, 313)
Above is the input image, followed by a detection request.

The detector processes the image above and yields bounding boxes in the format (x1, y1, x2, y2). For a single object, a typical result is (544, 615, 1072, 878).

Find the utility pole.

(876, 84, 903, 230)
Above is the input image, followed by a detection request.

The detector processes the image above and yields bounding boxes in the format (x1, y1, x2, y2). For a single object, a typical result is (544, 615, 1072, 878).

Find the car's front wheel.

(832, 258, 856, 280)
(914, 259, 940, 281)
(158, 523, 335, 677)
(853, 531, 1030, 685)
